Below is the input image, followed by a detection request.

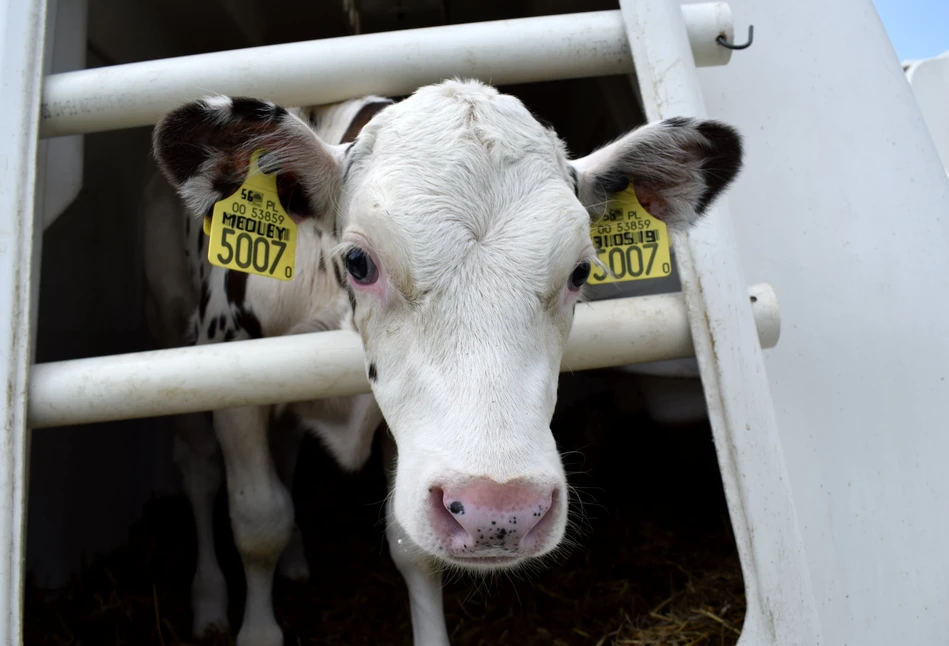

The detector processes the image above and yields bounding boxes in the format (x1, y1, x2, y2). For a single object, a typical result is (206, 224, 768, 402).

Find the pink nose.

(429, 479, 559, 559)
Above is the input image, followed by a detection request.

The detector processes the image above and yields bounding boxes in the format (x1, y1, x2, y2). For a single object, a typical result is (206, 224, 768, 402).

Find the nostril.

(428, 487, 469, 547)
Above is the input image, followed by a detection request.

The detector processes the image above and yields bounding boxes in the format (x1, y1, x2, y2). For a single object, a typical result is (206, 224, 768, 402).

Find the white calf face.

(151, 79, 743, 571)
(339, 84, 590, 566)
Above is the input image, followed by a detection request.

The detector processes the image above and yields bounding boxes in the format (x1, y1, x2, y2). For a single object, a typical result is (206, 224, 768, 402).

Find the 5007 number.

(593, 243, 669, 281)
(216, 227, 291, 278)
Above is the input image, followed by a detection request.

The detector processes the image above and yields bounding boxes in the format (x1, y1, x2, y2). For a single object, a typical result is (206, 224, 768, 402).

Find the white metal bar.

(0, 0, 47, 641)
(39, 4, 734, 138)
(617, 0, 823, 644)
(28, 285, 777, 429)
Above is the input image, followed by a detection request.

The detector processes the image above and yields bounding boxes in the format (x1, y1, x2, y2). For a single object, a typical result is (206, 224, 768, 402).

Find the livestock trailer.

(4, 0, 948, 644)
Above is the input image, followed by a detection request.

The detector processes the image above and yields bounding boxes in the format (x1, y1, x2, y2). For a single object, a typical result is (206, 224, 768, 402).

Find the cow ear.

(152, 96, 346, 226)
(569, 117, 743, 229)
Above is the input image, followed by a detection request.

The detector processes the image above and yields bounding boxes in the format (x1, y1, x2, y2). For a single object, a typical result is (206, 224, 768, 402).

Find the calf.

(148, 79, 743, 646)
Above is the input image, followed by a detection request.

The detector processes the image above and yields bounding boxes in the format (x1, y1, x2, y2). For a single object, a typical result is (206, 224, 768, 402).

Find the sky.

(872, 0, 949, 61)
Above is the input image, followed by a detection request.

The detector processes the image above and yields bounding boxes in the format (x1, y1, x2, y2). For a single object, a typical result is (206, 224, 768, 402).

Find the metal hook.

(716, 25, 754, 50)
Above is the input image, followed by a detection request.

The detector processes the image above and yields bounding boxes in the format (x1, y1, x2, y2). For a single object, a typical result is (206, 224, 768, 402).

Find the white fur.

(339, 82, 583, 563)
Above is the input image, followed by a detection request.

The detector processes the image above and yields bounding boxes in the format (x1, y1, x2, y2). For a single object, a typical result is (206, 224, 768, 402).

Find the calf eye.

(346, 248, 378, 285)
(569, 261, 591, 291)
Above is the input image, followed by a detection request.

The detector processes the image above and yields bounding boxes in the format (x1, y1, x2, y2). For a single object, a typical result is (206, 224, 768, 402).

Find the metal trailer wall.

(691, 0, 949, 643)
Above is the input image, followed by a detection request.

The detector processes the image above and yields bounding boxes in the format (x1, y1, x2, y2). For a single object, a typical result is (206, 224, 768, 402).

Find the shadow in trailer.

(25, 368, 744, 645)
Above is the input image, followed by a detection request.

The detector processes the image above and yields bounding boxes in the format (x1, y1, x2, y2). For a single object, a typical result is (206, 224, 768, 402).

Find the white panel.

(906, 51, 949, 172)
(0, 0, 47, 642)
(619, 0, 822, 644)
(692, 0, 949, 643)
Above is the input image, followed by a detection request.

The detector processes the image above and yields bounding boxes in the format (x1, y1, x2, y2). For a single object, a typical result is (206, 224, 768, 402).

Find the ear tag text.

(588, 182, 672, 285)
(206, 149, 297, 281)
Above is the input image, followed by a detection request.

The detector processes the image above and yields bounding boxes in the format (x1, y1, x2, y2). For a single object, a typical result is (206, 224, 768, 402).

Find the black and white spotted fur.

(143, 96, 391, 646)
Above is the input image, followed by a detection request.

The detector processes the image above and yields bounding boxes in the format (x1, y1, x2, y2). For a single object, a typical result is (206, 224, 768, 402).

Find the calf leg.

(269, 421, 309, 581)
(172, 413, 228, 636)
(386, 519, 450, 646)
(215, 405, 292, 646)
(382, 434, 451, 646)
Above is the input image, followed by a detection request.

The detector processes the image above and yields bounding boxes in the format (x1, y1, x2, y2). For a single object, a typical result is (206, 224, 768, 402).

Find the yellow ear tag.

(588, 182, 673, 285)
(206, 149, 297, 281)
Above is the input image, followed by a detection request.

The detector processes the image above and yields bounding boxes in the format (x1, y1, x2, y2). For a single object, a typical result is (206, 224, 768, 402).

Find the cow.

(146, 79, 743, 646)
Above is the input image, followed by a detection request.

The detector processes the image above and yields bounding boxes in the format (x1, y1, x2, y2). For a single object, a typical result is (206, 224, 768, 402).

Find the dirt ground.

(24, 371, 745, 646)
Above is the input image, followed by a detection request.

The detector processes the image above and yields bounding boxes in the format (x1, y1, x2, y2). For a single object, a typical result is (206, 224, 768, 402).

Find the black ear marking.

(155, 102, 217, 184)
(154, 97, 291, 188)
(594, 170, 630, 197)
(212, 177, 242, 200)
(694, 121, 743, 214)
(653, 116, 743, 215)
(579, 116, 744, 225)
(230, 98, 287, 122)
(368, 362, 378, 382)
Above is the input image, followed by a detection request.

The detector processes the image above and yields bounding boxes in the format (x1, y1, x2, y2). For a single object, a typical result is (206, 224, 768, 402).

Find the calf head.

(153, 80, 743, 571)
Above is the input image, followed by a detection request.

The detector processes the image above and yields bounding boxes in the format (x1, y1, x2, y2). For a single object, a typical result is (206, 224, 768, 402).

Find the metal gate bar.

(29, 285, 779, 429)
(40, 4, 735, 138)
